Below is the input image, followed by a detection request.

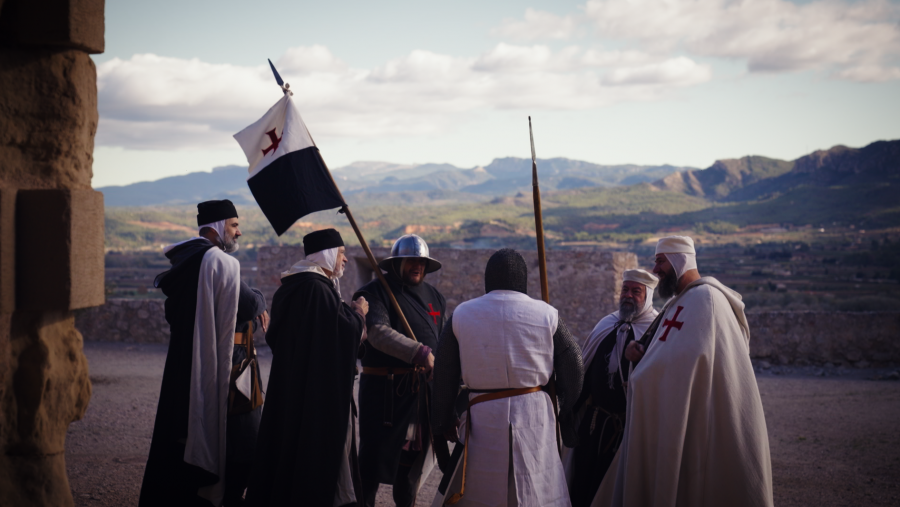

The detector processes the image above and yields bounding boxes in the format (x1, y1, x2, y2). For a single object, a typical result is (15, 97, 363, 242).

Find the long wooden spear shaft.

(529, 117, 550, 303)
(529, 116, 560, 454)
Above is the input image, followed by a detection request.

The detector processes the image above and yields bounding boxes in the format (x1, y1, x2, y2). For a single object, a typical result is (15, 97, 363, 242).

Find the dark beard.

(658, 268, 678, 298)
(402, 273, 423, 286)
(619, 300, 636, 321)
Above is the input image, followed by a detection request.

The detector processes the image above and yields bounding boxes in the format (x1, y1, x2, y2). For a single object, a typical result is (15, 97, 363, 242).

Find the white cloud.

(489, 0, 900, 82)
(582, 0, 900, 82)
(96, 45, 711, 150)
(491, 8, 581, 41)
(603, 57, 712, 86)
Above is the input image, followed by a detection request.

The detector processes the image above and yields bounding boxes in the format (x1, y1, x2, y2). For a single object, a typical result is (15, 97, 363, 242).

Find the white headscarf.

(199, 220, 227, 244)
(581, 270, 659, 381)
(306, 247, 339, 275)
(607, 269, 658, 381)
(199, 220, 239, 253)
(656, 235, 697, 278)
(280, 246, 344, 298)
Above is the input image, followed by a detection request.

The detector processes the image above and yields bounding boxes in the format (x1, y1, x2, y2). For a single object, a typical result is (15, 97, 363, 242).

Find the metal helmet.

(378, 234, 442, 274)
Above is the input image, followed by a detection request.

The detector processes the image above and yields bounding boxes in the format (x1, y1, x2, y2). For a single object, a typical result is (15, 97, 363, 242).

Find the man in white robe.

(431, 248, 584, 507)
(564, 269, 658, 507)
(596, 236, 773, 507)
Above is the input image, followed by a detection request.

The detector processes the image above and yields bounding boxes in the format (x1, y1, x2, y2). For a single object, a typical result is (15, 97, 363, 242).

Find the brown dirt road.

(66, 343, 900, 506)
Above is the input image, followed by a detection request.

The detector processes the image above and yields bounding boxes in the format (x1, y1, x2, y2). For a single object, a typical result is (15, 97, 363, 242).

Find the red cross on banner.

(261, 128, 282, 156)
(427, 303, 441, 325)
(659, 306, 685, 342)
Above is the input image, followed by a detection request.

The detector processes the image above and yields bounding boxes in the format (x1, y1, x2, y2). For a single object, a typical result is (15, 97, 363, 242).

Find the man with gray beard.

(563, 269, 659, 507)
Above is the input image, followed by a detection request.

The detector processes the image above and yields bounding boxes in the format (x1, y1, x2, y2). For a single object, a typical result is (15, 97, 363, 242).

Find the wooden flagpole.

(529, 116, 561, 454)
(267, 62, 418, 342)
(319, 154, 418, 342)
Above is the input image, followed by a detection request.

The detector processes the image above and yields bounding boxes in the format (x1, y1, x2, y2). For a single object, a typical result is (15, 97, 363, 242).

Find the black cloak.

(353, 273, 445, 484)
(140, 239, 217, 507)
(245, 271, 365, 506)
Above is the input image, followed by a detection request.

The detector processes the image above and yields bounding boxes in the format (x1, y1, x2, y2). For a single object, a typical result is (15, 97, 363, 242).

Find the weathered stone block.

(0, 49, 98, 190)
(0, 0, 104, 54)
(0, 188, 14, 314)
(0, 311, 89, 507)
(16, 189, 104, 311)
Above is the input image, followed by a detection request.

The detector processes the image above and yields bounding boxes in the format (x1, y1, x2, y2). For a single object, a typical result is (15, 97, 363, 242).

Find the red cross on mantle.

(427, 303, 441, 325)
(659, 306, 685, 342)
(261, 128, 282, 156)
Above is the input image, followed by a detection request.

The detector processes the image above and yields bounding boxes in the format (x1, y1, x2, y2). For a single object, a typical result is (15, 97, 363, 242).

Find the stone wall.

(0, 1, 106, 505)
(75, 248, 900, 367)
(257, 246, 637, 341)
(75, 299, 168, 344)
(748, 311, 900, 367)
(75, 302, 900, 366)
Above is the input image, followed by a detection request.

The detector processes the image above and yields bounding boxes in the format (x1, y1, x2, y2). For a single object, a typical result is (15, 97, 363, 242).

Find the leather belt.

(361, 366, 419, 428)
(445, 386, 544, 505)
(361, 366, 416, 378)
(234, 330, 251, 346)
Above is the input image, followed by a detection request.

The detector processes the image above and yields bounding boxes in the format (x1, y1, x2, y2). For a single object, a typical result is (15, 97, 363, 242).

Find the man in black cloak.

(245, 229, 368, 507)
(352, 234, 446, 507)
(565, 269, 658, 507)
(141, 199, 268, 507)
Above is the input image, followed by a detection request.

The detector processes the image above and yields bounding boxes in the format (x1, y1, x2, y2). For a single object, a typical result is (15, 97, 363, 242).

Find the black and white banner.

(234, 94, 345, 236)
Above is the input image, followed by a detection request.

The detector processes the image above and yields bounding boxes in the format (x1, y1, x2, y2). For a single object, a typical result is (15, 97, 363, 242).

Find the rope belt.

(589, 406, 625, 457)
(445, 386, 543, 505)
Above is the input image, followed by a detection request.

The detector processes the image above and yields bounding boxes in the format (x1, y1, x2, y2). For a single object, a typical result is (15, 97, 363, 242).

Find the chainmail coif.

(484, 248, 528, 294)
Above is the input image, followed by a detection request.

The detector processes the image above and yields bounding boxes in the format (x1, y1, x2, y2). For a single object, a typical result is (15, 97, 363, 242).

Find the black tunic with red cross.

(352, 271, 446, 484)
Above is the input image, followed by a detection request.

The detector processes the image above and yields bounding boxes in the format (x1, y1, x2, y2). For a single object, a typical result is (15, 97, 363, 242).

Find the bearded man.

(352, 234, 445, 507)
(564, 269, 658, 507)
(245, 229, 369, 507)
(431, 248, 584, 507)
(141, 199, 268, 507)
(599, 236, 773, 507)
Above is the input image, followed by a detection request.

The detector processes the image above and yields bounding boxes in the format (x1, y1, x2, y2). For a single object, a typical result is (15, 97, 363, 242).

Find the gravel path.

(67, 343, 900, 506)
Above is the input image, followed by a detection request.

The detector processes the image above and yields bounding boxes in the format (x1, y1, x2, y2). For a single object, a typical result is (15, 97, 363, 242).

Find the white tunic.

(452, 290, 571, 507)
(595, 277, 773, 507)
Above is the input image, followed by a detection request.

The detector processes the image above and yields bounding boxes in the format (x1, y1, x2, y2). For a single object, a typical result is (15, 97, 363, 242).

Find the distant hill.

(551, 139, 900, 233)
(98, 165, 255, 207)
(98, 158, 694, 207)
(653, 140, 900, 203)
(101, 139, 899, 250)
(653, 156, 794, 199)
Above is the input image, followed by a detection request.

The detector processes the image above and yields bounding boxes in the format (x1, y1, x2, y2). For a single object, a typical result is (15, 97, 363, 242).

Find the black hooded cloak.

(245, 271, 365, 506)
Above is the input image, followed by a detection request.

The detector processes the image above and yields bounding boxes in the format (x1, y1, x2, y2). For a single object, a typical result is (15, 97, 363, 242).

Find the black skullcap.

(485, 248, 528, 294)
(303, 229, 344, 255)
(197, 199, 238, 226)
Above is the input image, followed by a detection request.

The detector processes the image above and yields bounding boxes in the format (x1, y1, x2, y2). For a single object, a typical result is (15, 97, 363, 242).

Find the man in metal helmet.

(353, 234, 446, 507)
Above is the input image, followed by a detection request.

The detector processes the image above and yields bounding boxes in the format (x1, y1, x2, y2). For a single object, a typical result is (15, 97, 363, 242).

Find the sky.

(92, 0, 900, 187)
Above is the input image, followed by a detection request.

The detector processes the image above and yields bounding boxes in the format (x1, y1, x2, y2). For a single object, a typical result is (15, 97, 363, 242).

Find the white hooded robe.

(595, 277, 773, 507)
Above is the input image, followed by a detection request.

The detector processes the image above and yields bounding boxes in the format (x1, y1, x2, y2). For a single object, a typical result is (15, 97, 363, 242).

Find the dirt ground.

(66, 342, 900, 506)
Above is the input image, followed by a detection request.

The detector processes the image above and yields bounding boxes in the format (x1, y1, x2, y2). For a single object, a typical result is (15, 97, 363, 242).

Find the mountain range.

(100, 139, 900, 250)
(98, 158, 696, 207)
